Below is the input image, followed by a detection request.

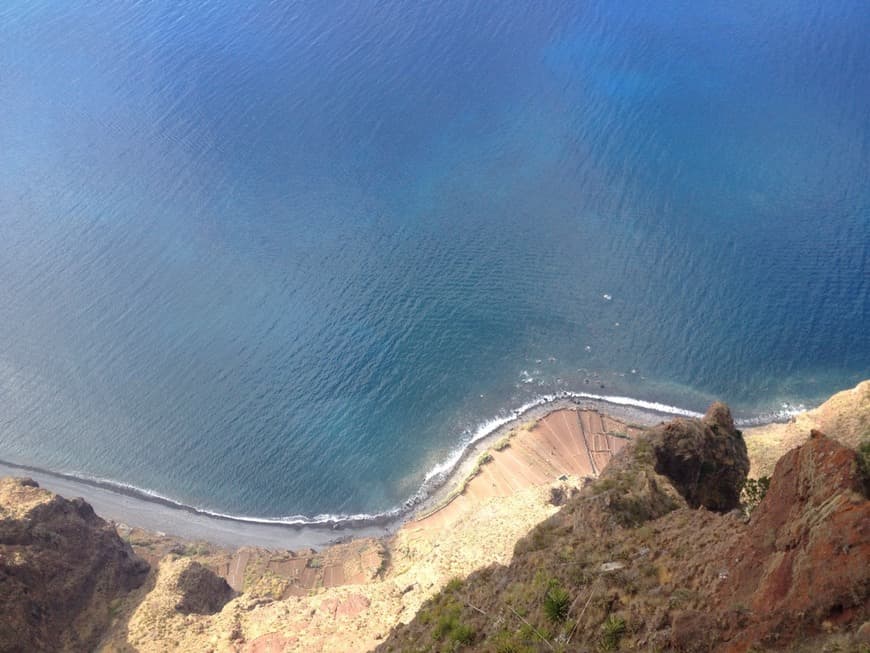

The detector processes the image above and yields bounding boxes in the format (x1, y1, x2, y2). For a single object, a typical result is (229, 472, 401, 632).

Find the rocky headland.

(379, 399, 870, 652)
(0, 381, 867, 652)
(0, 477, 149, 652)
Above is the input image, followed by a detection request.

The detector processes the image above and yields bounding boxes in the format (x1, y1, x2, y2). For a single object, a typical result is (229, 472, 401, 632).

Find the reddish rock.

(335, 593, 371, 618)
(719, 431, 870, 650)
(243, 632, 295, 653)
(320, 593, 371, 620)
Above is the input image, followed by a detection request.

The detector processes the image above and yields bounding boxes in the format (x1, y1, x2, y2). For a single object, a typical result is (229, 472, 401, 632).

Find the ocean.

(1, 1, 868, 524)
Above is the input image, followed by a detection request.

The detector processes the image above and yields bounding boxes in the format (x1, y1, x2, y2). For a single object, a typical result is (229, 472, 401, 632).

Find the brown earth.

(377, 404, 869, 652)
(0, 477, 150, 652)
(743, 379, 869, 478)
(1, 382, 867, 652)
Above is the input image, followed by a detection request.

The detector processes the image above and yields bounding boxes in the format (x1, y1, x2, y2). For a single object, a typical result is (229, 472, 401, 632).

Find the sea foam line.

(422, 391, 702, 488)
(2, 391, 799, 529)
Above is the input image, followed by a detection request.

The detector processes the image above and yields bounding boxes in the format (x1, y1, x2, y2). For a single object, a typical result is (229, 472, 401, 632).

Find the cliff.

(377, 405, 870, 652)
(0, 477, 150, 652)
(1, 408, 632, 653)
(743, 380, 870, 478)
(1, 383, 868, 652)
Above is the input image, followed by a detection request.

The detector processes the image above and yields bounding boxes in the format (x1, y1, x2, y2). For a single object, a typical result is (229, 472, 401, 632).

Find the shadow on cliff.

(377, 403, 870, 652)
(0, 478, 150, 652)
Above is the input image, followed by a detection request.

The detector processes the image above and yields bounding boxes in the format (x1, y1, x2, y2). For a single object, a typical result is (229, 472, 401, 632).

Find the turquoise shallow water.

(1, 1, 868, 522)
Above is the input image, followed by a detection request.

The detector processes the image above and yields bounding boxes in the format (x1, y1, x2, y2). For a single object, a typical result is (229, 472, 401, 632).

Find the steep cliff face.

(649, 401, 749, 512)
(717, 430, 870, 651)
(0, 477, 149, 653)
(1, 388, 866, 653)
(378, 408, 869, 652)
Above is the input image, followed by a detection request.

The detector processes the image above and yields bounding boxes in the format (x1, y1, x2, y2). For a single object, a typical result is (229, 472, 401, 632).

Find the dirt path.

(228, 549, 250, 591)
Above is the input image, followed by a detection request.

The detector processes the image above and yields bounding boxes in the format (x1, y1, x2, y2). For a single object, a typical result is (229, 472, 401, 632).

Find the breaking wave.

(0, 390, 799, 530)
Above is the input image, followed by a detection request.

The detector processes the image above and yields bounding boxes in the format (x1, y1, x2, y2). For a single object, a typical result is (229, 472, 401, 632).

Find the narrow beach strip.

(0, 394, 703, 549)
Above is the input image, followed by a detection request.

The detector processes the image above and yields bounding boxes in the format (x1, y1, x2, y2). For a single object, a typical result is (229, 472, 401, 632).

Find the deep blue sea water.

(1, 1, 868, 522)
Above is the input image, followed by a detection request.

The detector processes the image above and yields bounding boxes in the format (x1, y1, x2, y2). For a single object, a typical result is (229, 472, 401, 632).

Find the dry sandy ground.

(743, 379, 869, 478)
(99, 408, 644, 652)
(96, 381, 867, 652)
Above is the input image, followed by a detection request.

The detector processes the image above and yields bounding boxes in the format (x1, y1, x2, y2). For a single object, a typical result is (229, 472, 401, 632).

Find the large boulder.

(174, 560, 235, 615)
(649, 402, 749, 511)
(557, 404, 747, 534)
(0, 477, 150, 652)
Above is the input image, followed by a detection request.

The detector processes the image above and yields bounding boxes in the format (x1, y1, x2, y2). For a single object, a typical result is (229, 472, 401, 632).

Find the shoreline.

(7, 381, 865, 653)
(0, 459, 390, 550)
(409, 394, 673, 521)
(0, 391, 798, 549)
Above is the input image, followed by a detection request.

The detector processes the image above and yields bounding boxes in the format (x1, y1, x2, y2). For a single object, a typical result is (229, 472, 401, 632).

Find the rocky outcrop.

(0, 477, 149, 653)
(717, 430, 870, 651)
(649, 402, 749, 511)
(553, 402, 747, 536)
(174, 561, 235, 615)
(743, 380, 870, 478)
(378, 411, 868, 653)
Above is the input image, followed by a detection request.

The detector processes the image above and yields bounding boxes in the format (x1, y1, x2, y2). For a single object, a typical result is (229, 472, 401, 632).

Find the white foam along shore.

(411, 389, 803, 517)
(0, 391, 800, 549)
(0, 459, 393, 549)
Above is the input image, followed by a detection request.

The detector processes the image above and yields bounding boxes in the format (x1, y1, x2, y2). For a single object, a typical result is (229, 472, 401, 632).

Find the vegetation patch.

(741, 476, 770, 514)
(598, 614, 626, 651)
(445, 576, 464, 593)
(543, 582, 570, 623)
(494, 435, 512, 451)
(857, 440, 870, 496)
(426, 599, 476, 648)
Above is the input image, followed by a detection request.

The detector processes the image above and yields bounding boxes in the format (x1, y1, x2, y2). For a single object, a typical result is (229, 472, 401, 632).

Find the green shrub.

(632, 437, 654, 464)
(451, 623, 475, 645)
(857, 440, 870, 495)
(431, 601, 475, 646)
(543, 584, 571, 623)
(494, 436, 512, 451)
(741, 476, 771, 514)
(445, 576, 464, 593)
(494, 634, 532, 653)
(432, 615, 453, 640)
(591, 478, 618, 495)
(598, 614, 626, 651)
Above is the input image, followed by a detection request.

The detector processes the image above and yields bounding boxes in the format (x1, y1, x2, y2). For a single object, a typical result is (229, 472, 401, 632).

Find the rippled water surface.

(1, 1, 868, 519)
